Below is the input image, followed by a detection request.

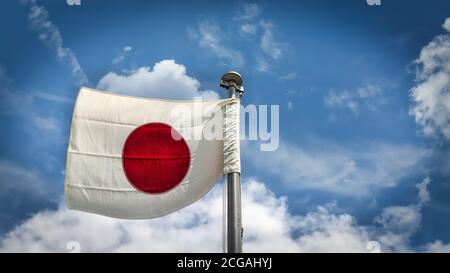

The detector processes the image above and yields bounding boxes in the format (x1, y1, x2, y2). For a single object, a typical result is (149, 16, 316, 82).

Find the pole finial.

(220, 71, 244, 97)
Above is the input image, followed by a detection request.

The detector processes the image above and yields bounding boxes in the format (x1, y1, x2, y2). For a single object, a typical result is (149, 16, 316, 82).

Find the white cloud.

(375, 177, 431, 252)
(443, 17, 450, 32)
(409, 18, 450, 139)
(243, 141, 428, 196)
(0, 179, 374, 253)
(260, 20, 285, 60)
(425, 241, 450, 252)
(1, 177, 444, 253)
(416, 177, 431, 204)
(113, 46, 132, 64)
(290, 206, 371, 252)
(97, 59, 219, 99)
(26, 1, 89, 85)
(190, 23, 244, 67)
(375, 206, 421, 251)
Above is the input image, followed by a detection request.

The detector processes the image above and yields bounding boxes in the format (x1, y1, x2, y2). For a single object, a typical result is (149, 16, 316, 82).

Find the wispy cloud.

(325, 90, 359, 112)
(189, 3, 289, 74)
(0, 159, 50, 197)
(260, 20, 285, 60)
(0, 158, 62, 207)
(0, 66, 65, 136)
(239, 23, 257, 36)
(256, 59, 269, 72)
(189, 23, 244, 67)
(280, 72, 299, 81)
(236, 3, 261, 21)
(0, 158, 59, 234)
(0, 66, 10, 84)
(31, 116, 60, 134)
(324, 84, 383, 113)
(112, 46, 132, 64)
(32, 91, 72, 104)
(287, 101, 294, 110)
(0, 67, 31, 116)
(243, 140, 428, 197)
(25, 0, 90, 85)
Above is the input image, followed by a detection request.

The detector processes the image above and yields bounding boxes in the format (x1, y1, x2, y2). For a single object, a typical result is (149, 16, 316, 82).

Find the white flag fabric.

(64, 87, 240, 219)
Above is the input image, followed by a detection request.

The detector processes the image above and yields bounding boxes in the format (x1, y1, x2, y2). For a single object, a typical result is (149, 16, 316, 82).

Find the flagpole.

(220, 71, 244, 253)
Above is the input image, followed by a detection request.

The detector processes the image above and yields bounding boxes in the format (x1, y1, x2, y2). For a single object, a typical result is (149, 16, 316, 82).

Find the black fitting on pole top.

(220, 71, 244, 97)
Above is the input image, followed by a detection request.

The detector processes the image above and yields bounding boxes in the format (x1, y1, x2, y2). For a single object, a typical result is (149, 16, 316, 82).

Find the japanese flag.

(64, 87, 240, 219)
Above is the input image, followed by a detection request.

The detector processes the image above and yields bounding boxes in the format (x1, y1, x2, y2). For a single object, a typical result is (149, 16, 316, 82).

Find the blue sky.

(0, 0, 450, 252)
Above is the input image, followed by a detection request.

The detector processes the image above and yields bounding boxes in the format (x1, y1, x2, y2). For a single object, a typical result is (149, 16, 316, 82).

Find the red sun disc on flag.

(122, 123, 191, 194)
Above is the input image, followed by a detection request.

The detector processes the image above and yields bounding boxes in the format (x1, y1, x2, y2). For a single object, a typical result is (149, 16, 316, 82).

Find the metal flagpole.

(220, 71, 244, 253)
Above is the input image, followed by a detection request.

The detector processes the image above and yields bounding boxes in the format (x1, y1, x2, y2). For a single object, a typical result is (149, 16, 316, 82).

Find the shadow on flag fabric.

(64, 87, 240, 219)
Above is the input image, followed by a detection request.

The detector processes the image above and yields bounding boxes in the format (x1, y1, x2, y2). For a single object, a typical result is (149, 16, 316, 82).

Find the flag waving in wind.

(64, 87, 240, 219)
